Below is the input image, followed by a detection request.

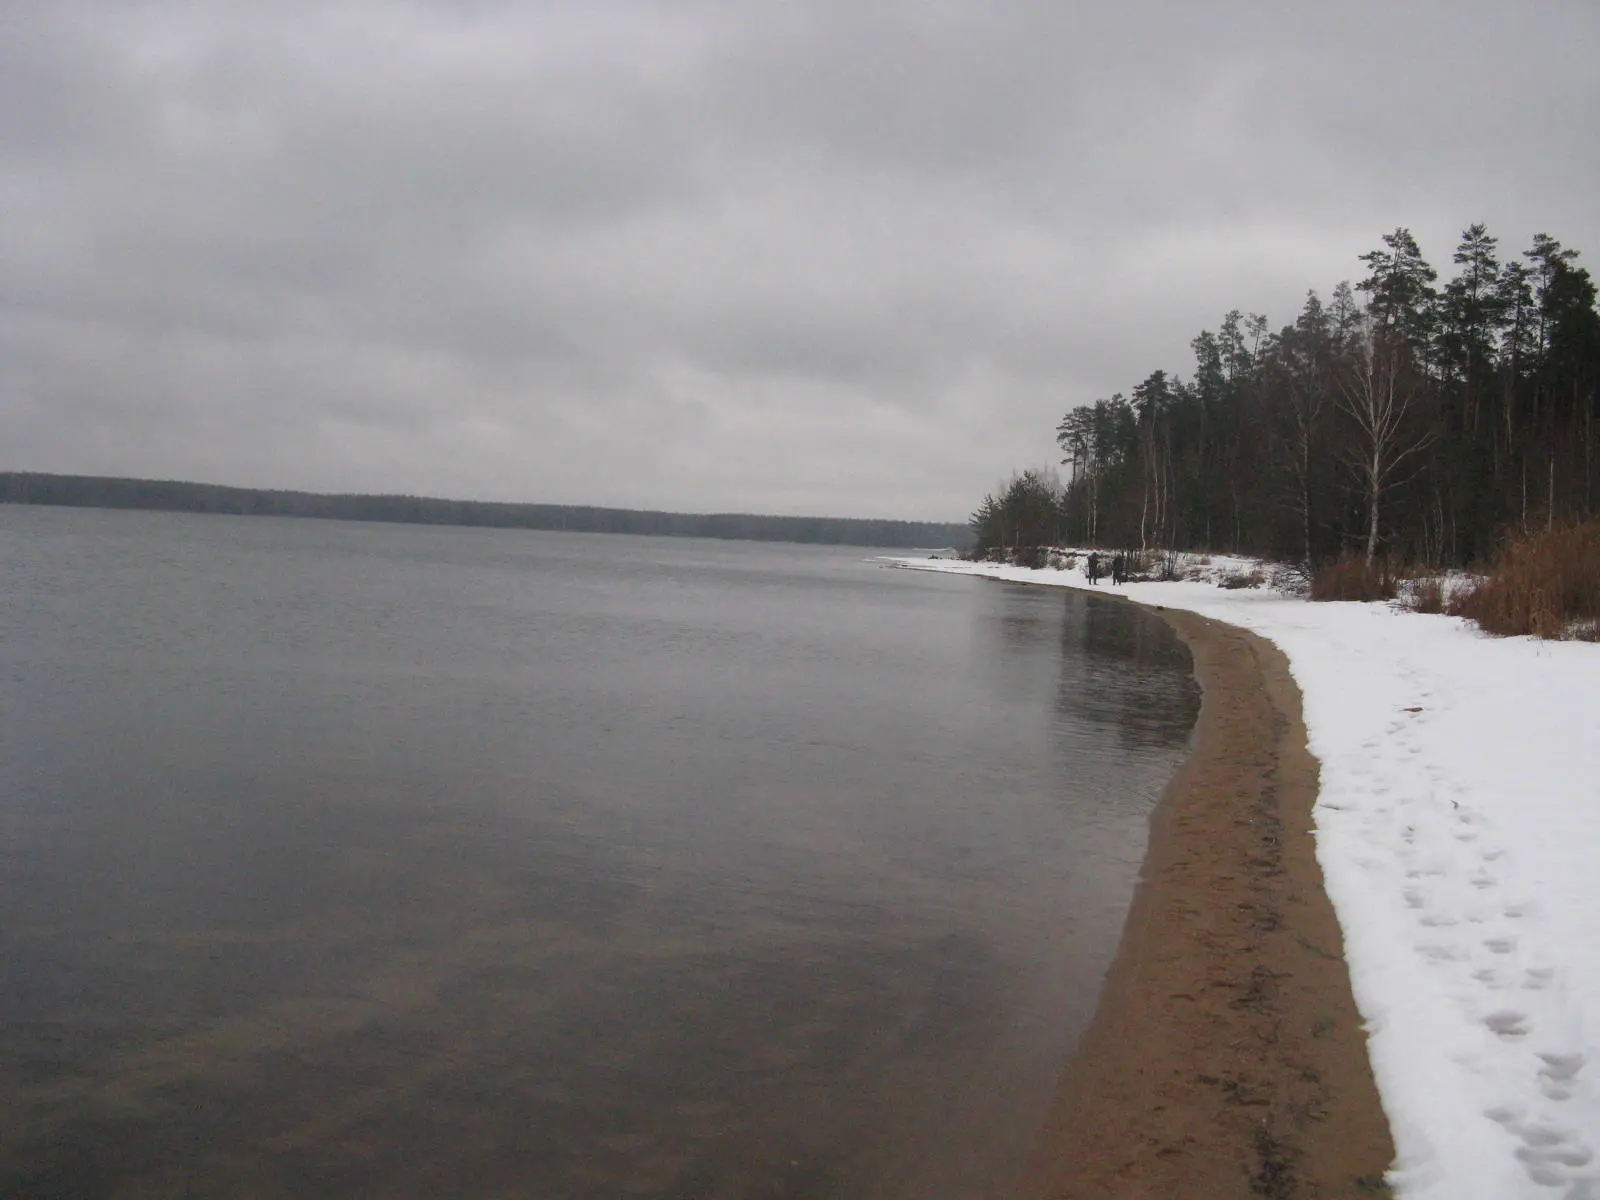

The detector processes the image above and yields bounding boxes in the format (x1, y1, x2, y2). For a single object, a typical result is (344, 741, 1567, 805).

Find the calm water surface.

(0, 507, 1198, 1199)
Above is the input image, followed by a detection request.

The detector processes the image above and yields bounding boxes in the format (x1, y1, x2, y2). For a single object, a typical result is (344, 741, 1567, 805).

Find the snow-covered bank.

(888, 555, 1599, 1200)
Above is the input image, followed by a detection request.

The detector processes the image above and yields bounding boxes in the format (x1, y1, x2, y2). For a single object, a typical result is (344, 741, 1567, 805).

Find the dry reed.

(1448, 520, 1600, 640)
(1310, 553, 1396, 602)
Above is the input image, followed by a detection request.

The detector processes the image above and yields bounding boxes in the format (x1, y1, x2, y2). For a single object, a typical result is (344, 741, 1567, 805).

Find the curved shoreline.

(1021, 605, 1394, 1198)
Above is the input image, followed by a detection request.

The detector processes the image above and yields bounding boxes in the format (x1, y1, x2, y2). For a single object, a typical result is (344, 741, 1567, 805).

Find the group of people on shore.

(1083, 551, 1128, 586)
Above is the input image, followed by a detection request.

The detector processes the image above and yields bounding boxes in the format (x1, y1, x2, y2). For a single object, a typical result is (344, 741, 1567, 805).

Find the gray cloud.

(4, 0, 1598, 519)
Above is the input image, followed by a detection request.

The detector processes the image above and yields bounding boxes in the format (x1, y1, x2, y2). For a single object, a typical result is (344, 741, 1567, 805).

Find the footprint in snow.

(1483, 1009, 1530, 1038)
(1487, 1108, 1597, 1191)
(1538, 1051, 1585, 1101)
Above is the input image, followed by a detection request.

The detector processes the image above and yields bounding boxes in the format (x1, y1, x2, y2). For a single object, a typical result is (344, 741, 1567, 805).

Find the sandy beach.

(1022, 606, 1395, 1198)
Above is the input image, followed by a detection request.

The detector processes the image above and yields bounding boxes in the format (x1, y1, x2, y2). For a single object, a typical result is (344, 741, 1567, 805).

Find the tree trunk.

(1548, 457, 1556, 530)
(1365, 452, 1381, 564)
(1301, 441, 1313, 569)
(1139, 469, 1149, 551)
(1587, 397, 1595, 518)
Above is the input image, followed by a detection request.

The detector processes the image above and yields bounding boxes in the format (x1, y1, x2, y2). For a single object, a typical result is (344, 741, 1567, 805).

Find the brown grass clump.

(1218, 568, 1267, 590)
(1310, 553, 1396, 602)
(1402, 574, 1446, 614)
(1448, 520, 1600, 639)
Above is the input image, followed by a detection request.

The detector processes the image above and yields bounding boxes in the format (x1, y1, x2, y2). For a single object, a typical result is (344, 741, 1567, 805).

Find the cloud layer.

(5, 0, 1598, 518)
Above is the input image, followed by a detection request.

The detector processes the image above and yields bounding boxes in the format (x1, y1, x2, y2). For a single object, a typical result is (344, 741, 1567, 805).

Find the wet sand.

(1022, 605, 1396, 1198)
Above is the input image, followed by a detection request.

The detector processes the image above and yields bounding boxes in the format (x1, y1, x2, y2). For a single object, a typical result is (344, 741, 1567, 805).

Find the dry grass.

(1310, 553, 1396, 602)
(1448, 520, 1600, 640)
(1401, 574, 1446, 614)
(1219, 568, 1267, 590)
(1153, 551, 1184, 582)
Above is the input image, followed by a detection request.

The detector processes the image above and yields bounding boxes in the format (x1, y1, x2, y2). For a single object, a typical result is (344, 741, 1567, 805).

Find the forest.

(0, 472, 971, 550)
(971, 226, 1600, 570)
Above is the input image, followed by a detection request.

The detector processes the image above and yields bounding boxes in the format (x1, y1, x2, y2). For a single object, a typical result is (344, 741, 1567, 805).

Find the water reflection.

(976, 582, 1199, 756)
(1062, 592, 1201, 752)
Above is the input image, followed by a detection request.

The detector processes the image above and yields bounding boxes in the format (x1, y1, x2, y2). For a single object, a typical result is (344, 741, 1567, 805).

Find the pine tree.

(1358, 228, 1439, 351)
(1271, 291, 1335, 566)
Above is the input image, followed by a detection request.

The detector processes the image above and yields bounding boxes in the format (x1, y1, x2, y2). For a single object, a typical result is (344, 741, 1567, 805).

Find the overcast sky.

(4, 1, 1598, 520)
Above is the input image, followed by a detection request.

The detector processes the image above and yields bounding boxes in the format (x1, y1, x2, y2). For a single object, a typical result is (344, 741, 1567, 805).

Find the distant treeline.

(0, 472, 971, 550)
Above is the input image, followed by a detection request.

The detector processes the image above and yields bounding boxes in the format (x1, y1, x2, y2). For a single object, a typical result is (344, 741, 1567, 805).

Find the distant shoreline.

(0, 471, 971, 551)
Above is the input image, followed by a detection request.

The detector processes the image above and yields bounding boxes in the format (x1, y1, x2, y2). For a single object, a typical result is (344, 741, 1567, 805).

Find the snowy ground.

(887, 552, 1599, 1200)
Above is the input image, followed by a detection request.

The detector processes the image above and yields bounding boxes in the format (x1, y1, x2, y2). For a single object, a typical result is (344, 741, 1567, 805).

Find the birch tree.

(1337, 318, 1436, 562)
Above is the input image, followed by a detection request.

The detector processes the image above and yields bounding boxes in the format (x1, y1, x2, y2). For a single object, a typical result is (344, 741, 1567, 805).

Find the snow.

(886, 552, 1600, 1200)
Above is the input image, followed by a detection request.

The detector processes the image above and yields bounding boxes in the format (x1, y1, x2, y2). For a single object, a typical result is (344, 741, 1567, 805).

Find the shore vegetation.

(971, 225, 1600, 610)
(1447, 518, 1600, 640)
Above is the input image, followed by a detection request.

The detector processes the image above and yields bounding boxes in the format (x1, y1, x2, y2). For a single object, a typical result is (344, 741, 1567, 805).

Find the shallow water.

(0, 507, 1198, 1199)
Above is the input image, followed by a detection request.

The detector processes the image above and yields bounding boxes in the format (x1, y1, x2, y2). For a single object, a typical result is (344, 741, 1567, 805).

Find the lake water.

(0, 506, 1199, 1199)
